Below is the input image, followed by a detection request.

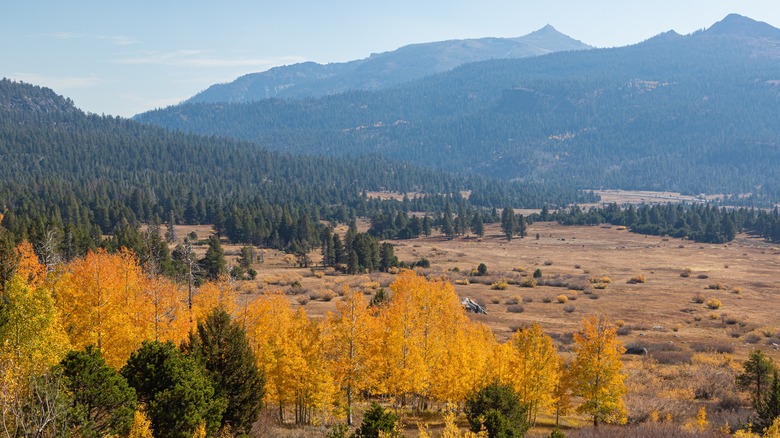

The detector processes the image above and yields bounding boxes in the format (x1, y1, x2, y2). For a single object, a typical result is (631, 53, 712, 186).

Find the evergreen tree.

(501, 208, 517, 241)
(737, 349, 777, 415)
(121, 341, 226, 438)
(471, 212, 485, 238)
(379, 242, 398, 272)
(184, 308, 264, 434)
(59, 347, 137, 437)
(355, 402, 399, 438)
(333, 233, 345, 265)
(465, 382, 529, 437)
(517, 214, 527, 238)
(200, 235, 227, 280)
(757, 370, 780, 432)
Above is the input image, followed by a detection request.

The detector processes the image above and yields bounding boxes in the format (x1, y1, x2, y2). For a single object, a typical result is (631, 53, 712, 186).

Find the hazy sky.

(2, 1, 778, 117)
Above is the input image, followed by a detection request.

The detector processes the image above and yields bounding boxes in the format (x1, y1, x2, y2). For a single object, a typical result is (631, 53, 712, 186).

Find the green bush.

(354, 402, 399, 438)
(465, 382, 528, 438)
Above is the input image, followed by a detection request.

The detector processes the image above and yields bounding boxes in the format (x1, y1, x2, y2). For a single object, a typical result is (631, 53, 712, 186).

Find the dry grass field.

(211, 221, 780, 359)
(179, 220, 780, 435)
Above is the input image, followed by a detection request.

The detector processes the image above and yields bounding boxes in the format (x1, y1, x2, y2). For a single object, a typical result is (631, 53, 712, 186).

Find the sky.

(2, 1, 778, 117)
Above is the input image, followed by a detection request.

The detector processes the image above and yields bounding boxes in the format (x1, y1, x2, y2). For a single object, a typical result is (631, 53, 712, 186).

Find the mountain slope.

(0, 79, 589, 252)
(137, 15, 780, 201)
(185, 25, 591, 103)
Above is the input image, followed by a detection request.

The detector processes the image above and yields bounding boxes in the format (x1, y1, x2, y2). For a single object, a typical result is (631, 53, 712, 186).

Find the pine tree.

(738, 349, 777, 413)
(756, 371, 780, 431)
(59, 347, 137, 437)
(184, 307, 264, 433)
(471, 213, 485, 238)
(501, 208, 516, 241)
(200, 235, 227, 280)
(121, 340, 226, 438)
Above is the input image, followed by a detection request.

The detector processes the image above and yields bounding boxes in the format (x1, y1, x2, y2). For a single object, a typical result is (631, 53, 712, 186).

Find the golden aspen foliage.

(0, 274, 70, 377)
(764, 417, 780, 438)
(696, 406, 708, 431)
(378, 270, 494, 407)
(323, 286, 380, 425)
(436, 410, 488, 438)
(551, 361, 573, 427)
(429, 320, 497, 405)
(244, 291, 334, 424)
(501, 323, 561, 426)
(192, 279, 237, 326)
(376, 271, 431, 402)
(53, 248, 150, 368)
(143, 275, 189, 344)
(13, 242, 46, 289)
(191, 422, 207, 438)
(128, 408, 154, 438)
(570, 315, 627, 426)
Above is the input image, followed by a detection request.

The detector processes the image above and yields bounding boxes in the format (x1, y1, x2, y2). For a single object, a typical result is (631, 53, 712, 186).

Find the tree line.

(539, 203, 780, 244)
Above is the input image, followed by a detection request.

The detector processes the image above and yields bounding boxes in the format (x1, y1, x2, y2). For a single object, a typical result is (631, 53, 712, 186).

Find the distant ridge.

(705, 13, 780, 39)
(136, 14, 780, 201)
(184, 26, 591, 104)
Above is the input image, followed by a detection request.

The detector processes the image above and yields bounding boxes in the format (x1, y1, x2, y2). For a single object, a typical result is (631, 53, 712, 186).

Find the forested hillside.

(138, 14, 780, 202)
(186, 25, 591, 103)
(0, 79, 588, 256)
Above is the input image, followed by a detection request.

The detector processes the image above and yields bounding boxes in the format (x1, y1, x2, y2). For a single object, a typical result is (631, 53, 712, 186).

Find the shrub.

(681, 268, 692, 278)
(477, 263, 488, 276)
(533, 269, 543, 278)
(355, 402, 399, 438)
(697, 274, 709, 279)
(507, 305, 525, 313)
(544, 260, 554, 266)
(574, 264, 582, 269)
(491, 298, 501, 304)
(465, 382, 529, 438)
(512, 266, 526, 272)
(454, 278, 470, 285)
(707, 282, 728, 290)
(542, 296, 553, 303)
(505, 297, 519, 305)
(628, 274, 647, 284)
(650, 350, 693, 365)
(616, 325, 632, 336)
(556, 295, 568, 303)
(705, 298, 723, 309)
(692, 292, 707, 304)
(491, 280, 509, 290)
(593, 283, 608, 290)
(296, 296, 310, 305)
(588, 293, 600, 300)
(522, 296, 534, 303)
(519, 278, 537, 288)
(361, 281, 381, 290)
(563, 304, 576, 313)
(414, 258, 431, 269)
(310, 289, 336, 302)
(732, 287, 743, 294)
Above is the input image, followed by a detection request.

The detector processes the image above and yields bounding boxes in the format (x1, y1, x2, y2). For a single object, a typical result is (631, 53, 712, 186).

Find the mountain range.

(137, 14, 780, 202)
(186, 25, 591, 103)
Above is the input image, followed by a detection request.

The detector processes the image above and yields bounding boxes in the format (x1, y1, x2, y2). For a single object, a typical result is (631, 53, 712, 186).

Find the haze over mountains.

(137, 14, 780, 202)
(186, 25, 591, 103)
